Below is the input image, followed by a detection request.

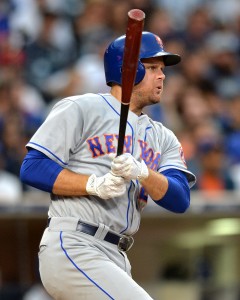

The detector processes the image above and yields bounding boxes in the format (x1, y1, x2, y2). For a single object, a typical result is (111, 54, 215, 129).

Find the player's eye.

(146, 65, 157, 70)
(145, 65, 157, 70)
(145, 65, 165, 73)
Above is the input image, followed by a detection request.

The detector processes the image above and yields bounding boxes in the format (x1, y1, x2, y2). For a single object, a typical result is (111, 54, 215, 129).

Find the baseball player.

(20, 31, 196, 300)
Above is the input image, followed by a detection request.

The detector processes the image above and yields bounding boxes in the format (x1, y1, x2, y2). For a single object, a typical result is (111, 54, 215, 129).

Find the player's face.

(131, 57, 165, 113)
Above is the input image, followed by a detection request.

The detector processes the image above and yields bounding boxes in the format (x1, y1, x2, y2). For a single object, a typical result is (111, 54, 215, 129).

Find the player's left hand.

(110, 153, 149, 182)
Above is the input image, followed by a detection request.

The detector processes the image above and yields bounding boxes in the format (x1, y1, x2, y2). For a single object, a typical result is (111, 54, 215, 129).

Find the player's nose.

(157, 69, 165, 80)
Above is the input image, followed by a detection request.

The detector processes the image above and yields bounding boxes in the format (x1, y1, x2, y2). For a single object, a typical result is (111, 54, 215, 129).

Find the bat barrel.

(117, 9, 145, 156)
(121, 9, 145, 105)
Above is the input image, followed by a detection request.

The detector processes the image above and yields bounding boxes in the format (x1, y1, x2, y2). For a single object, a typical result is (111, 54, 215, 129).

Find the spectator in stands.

(193, 138, 236, 193)
(23, 3, 77, 101)
(205, 30, 240, 100)
(223, 94, 240, 190)
(224, 95, 240, 165)
(180, 7, 213, 51)
(73, 0, 113, 55)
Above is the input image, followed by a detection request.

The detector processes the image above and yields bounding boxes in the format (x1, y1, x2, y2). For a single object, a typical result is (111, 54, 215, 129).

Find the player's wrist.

(137, 160, 149, 182)
(86, 174, 98, 196)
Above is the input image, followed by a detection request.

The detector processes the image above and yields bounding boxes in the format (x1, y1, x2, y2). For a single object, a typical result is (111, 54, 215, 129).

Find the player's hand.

(111, 153, 149, 182)
(86, 172, 126, 199)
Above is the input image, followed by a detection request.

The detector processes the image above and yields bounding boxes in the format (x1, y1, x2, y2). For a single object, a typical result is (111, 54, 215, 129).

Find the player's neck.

(110, 86, 142, 116)
(110, 85, 121, 102)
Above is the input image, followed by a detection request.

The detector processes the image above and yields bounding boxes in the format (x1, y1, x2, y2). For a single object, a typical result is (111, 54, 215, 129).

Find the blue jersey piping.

(28, 142, 68, 166)
(144, 126, 152, 142)
(60, 231, 115, 299)
(98, 94, 134, 155)
(99, 94, 135, 233)
(120, 181, 133, 234)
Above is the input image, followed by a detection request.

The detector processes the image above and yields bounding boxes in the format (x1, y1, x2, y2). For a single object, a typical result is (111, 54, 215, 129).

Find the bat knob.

(128, 9, 145, 21)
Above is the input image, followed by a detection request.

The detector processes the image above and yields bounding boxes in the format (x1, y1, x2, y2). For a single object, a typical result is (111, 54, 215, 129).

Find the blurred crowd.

(0, 0, 240, 203)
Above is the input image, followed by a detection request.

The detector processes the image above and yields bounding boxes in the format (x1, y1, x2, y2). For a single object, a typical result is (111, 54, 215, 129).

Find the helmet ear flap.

(134, 60, 145, 85)
(119, 60, 145, 85)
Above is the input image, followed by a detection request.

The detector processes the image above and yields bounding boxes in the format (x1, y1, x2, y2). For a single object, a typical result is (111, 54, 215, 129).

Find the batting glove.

(86, 172, 126, 199)
(111, 153, 149, 182)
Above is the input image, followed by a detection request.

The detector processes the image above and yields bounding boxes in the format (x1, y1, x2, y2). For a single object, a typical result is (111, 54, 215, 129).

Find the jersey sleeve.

(26, 98, 83, 167)
(158, 127, 196, 188)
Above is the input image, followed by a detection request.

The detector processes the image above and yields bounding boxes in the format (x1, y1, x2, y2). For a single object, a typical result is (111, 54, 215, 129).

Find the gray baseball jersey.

(28, 93, 196, 299)
(28, 93, 195, 234)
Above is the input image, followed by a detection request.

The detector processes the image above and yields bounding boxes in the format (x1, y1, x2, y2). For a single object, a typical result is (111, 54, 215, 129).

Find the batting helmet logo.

(179, 146, 187, 167)
(154, 35, 164, 48)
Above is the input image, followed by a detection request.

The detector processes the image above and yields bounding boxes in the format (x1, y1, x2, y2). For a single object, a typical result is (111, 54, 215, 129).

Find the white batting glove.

(111, 153, 149, 182)
(86, 172, 126, 199)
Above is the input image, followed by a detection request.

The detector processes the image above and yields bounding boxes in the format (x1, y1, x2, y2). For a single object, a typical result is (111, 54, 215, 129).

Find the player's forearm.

(52, 169, 89, 196)
(53, 168, 127, 199)
(140, 169, 169, 200)
(20, 149, 89, 196)
(145, 169, 190, 213)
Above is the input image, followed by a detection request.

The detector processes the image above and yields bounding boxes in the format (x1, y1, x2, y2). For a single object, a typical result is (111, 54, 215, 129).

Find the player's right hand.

(86, 172, 126, 199)
(110, 153, 149, 182)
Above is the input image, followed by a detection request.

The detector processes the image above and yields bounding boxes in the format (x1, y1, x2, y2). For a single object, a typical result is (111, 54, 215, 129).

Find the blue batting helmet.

(104, 31, 181, 86)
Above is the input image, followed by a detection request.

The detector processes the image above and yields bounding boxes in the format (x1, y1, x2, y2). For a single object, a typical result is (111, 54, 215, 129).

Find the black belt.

(47, 218, 134, 252)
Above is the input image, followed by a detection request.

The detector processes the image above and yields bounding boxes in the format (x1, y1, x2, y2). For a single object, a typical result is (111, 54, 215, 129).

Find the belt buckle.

(118, 236, 134, 252)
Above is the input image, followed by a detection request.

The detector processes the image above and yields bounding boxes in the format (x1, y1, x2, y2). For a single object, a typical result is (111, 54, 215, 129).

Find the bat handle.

(117, 104, 129, 156)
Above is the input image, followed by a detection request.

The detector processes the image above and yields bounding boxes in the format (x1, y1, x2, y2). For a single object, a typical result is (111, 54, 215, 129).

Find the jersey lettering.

(138, 140, 161, 171)
(149, 153, 161, 170)
(113, 135, 132, 153)
(138, 140, 148, 159)
(87, 135, 132, 157)
(123, 135, 132, 153)
(104, 134, 116, 153)
(87, 136, 161, 173)
(86, 136, 105, 158)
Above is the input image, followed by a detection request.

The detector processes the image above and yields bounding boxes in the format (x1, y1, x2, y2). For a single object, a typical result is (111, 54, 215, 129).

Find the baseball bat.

(117, 9, 145, 156)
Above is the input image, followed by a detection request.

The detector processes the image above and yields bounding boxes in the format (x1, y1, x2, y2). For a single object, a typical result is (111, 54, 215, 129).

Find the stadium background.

(0, 0, 240, 299)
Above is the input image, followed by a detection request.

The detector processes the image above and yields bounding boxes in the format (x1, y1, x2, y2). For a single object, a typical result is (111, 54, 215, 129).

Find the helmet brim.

(162, 53, 181, 66)
(142, 51, 181, 66)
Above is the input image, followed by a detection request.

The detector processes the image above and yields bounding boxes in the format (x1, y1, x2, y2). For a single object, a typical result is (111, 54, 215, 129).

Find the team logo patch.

(154, 35, 164, 48)
(179, 146, 187, 167)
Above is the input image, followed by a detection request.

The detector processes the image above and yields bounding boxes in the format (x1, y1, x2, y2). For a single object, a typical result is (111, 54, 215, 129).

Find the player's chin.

(152, 91, 162, 103)
(149, 97, 161, 106)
